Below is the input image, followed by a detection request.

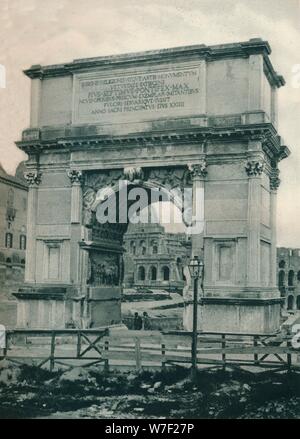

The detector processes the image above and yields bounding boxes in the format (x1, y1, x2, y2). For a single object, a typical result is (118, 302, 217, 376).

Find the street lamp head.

(188, 255, 204, 278)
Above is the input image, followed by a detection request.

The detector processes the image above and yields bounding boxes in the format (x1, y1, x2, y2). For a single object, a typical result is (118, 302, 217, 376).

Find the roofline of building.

(23, 38, 285, 88)
(0, 174, 28, 191)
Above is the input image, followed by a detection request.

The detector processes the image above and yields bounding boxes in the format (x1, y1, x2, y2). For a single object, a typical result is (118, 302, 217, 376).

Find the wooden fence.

(0, 328, 299, 373)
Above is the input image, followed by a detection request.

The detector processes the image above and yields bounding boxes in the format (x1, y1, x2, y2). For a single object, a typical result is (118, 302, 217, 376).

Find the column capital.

(188, 159, 207, 180)
(245, 160, 264, 177)
(24, 171, 42, 186)
(270, 169, 281, 191)
(67, 169, 83, 185)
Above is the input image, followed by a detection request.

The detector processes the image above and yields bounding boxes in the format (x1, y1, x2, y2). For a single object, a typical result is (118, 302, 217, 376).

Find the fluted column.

(245, 160, 264, 287)
(67, 170, 83, 285)
(24, 171, 42, 283)
(189, 159, 207, 259)
(67, 170, 83, 224)
(270, 169, 280, 288)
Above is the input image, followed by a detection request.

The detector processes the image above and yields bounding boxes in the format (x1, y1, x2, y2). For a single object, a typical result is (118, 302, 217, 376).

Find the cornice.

(16, 122, 288, 163)
(23, 39, 284, 88)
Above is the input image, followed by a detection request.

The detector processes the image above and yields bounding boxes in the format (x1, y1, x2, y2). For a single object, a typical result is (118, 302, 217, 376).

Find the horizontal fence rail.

(0, 328, 299, 373)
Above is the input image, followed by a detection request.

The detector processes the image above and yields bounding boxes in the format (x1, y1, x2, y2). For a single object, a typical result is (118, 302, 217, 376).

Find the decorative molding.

(67, 169, 83, 185)
(23, 40, 284, 89)
(17, 123, 290, 166)
(245, 161, 264, 177)
(24, 171, 42, 186)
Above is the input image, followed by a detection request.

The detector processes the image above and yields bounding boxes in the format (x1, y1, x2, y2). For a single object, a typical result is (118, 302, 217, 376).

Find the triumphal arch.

(15, 38, 290, 333)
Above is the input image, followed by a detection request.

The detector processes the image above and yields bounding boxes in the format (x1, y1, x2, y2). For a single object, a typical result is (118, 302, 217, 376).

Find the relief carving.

(89, 252, 120, 286)
(123, 167, 144, 182)
(83, 170, 123, 226)
(148, 166, 192, 190)
(82, 166, 193, 227)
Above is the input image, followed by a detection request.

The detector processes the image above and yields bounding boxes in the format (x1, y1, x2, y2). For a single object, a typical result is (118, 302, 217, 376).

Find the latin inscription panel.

(73, 64, 203, 124)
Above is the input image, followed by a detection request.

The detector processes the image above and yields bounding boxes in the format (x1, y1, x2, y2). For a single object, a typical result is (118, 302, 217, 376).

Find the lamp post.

(188, 256, 204, 382)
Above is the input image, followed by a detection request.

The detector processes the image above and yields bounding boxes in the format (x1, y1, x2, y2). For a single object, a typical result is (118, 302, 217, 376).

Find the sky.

(0, 0, 299, 245)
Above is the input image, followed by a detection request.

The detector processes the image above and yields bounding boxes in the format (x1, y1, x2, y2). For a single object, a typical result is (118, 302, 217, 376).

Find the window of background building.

(279, 260, 286, 269)
(150, 266, 157, 281)
(5, 232, 13, 248)
(162, 266, 170, 281)
(288, 270, 294, 286)
(151, 240, 158, 254)
(20, 235, 26, 250)
(130, 241, 136, 255)
(278, 270, 285, 287)
(138, 266, 145, 281)
(140, 240, 146, 255)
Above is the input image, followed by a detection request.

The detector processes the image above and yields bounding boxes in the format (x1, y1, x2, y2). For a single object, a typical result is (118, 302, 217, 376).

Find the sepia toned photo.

(0, 0, 300, 424)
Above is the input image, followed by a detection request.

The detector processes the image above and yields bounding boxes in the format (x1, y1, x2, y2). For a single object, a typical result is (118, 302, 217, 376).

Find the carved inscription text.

(74, 66, 202, 124)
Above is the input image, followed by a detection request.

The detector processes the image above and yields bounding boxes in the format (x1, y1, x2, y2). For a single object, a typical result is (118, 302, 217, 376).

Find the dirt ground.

(0, 363, 300, 419)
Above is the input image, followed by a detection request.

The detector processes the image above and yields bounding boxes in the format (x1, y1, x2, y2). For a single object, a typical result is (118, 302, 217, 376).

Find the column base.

(14, 286, 68, 329)
(183, 297, 283, 334)
(13, 285, 122, 329)
(88, 286, 122, 327)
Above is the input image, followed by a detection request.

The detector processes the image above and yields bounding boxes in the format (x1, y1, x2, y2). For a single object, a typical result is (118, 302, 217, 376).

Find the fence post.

(135, 337, 141, 372)
(254, 336, 259, 365)
(222, 334, 226, 371)
(287, 338, 292, 373)
(4, 331, 8, 357)
(161, 343, 166, 372)
(1, 331, 8, 359)
(77, 331, 81, 358)
(50, 331, 56, 372)
(104, 340, 109, 374)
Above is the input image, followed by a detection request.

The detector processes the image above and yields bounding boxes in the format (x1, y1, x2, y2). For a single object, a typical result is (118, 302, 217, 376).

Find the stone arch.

(138, 266, 146, 281)
(288, 270, 294, 286)
(287, 295, 294, 310)
(162, 265, 170, 281)
(149, 266, 157, 281)
(88, 177, 187, 227)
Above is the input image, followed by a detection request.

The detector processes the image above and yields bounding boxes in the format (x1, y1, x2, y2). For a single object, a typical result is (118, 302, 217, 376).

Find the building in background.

(277, 247, 300, 311)
(0, 162, 28, 303)
(123, 222, 190, 291)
